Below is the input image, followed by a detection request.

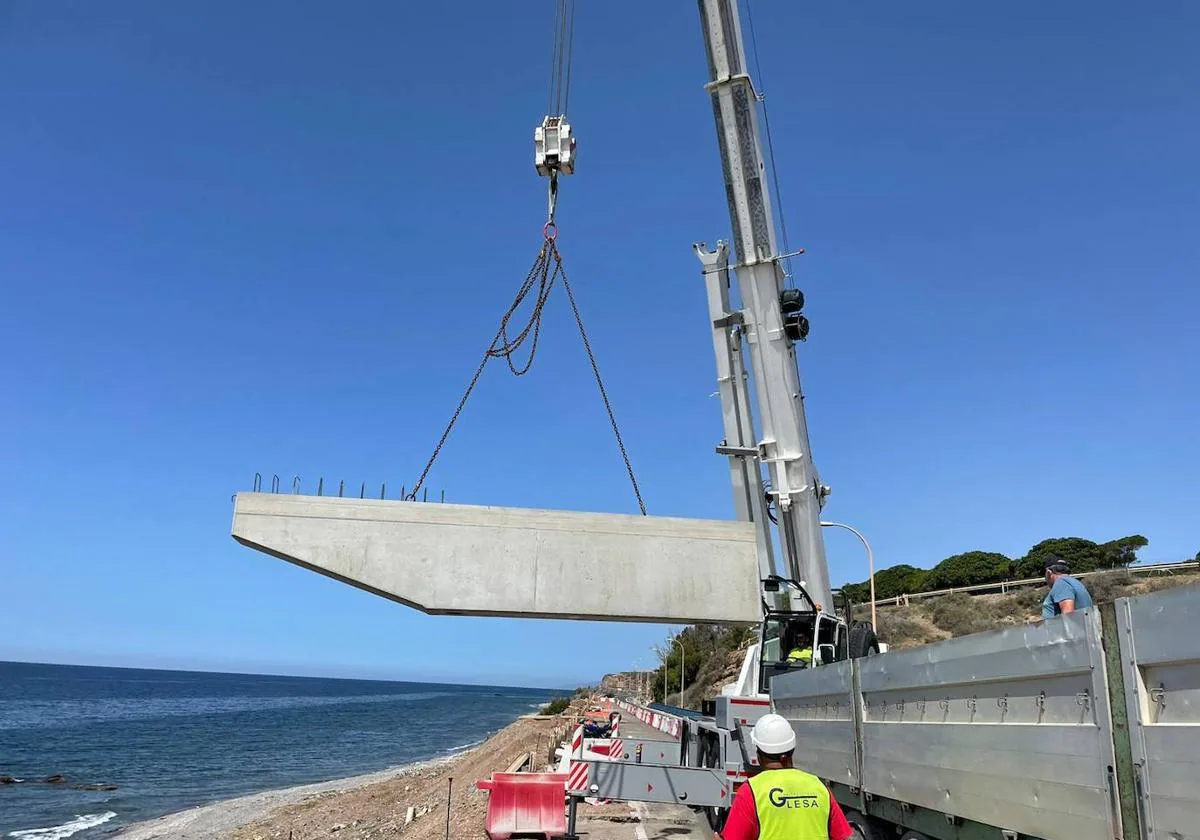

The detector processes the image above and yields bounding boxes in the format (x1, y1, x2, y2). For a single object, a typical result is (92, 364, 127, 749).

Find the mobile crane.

(230, 2, 1199, 838)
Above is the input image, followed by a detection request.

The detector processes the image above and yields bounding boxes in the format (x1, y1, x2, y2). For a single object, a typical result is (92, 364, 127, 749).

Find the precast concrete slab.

(231, 493, 760, 624)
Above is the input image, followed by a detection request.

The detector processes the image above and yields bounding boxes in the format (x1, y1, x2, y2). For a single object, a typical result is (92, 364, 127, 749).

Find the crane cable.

(544, 0, 575, 227)
(547, 0, 576, 118)
(408, 1, 644, 513)
(744, 0, 795, 286)
(407, 232, 647, 516)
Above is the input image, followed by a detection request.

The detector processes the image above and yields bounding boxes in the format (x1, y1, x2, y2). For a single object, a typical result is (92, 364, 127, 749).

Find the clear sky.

(1, 1, 1196, 687)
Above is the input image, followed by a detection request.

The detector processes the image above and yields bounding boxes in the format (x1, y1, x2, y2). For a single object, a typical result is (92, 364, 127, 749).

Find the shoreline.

(112, 712, 566, 840)
(113, 754, 460, 840)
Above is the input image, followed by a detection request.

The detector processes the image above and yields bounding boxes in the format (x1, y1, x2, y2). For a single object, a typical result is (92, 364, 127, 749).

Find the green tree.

(1015, 535, 1149, 577)
(1101, 535, 1148, 568)
(926, 551, 1014, 589)
(871, 564, 931, 599)
(840, 565, 929, 603)
(841, 581, 870, 604)
(1016, 537, 1106, 577)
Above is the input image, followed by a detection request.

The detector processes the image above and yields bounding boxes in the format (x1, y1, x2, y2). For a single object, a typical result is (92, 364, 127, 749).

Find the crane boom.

(696, 0, 834, 611)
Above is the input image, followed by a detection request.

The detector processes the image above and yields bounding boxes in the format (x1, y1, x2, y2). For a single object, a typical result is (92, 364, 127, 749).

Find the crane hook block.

(535, 115, 576, 176)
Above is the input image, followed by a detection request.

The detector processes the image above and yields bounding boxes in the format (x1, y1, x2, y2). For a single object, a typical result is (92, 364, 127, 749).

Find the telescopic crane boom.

(696, 0, 834, 613)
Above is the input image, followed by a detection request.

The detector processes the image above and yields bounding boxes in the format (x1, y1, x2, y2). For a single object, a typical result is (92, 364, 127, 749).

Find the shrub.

(1084, 570, 1135, 604)
(926, 593, 997, 637)
(876, 610, 940, 647)
(1009, 586, 1047, 616)
(540, 696, 570, 715)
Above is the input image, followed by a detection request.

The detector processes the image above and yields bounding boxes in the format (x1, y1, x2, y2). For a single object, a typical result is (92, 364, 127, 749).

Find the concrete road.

(611, 711, 677, 742)
(574, 800, 715, 840)
(575, 710, 713, 840)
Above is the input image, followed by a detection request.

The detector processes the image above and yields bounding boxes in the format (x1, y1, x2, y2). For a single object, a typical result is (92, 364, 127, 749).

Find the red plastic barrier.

(477, 773, 569, 840)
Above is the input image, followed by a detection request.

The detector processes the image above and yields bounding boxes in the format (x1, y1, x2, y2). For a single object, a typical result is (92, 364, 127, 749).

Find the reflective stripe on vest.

(747, 768, 831, 840)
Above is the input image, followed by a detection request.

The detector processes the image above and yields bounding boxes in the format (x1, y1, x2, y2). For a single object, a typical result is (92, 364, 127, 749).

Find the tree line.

(839, 534, 1152, 604)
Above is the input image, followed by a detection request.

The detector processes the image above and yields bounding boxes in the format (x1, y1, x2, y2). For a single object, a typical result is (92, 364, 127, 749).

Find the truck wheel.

(849, 623, 880, 658)
(700, 735, 727, 832)
(899, 832, 931, 840)
(843, 810, 883, 840)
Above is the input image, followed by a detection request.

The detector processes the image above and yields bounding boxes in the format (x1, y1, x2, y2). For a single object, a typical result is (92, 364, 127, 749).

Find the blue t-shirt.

(1041, 575, 1094, 619)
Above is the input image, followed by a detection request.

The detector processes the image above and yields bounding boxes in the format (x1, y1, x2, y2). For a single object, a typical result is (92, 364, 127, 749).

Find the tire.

(843, 811, 884, 840)
(699, 735, 728, 832)
(849, 622, 881, 658)
(899, 833, 931, 840)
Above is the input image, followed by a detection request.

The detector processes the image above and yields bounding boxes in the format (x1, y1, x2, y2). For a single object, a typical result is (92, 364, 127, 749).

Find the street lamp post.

(820, 520, 877, 631)
(672, 637, 686, 703)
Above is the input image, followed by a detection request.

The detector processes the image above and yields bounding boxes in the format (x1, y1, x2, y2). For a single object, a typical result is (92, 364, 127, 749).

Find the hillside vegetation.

(840, 534, 1164, 604)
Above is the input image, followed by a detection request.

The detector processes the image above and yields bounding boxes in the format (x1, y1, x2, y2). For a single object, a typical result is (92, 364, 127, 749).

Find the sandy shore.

(115, 714, 571, 840)
(114, 758, 453, 840)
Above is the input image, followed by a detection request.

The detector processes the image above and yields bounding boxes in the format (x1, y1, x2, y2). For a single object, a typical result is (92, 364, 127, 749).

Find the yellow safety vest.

(747, 768, 831, 840)
(786, 647, 812, 665)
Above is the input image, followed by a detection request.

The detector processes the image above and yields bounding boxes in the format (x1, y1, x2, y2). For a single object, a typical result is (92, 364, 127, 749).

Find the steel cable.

(408, 237, 646, 515)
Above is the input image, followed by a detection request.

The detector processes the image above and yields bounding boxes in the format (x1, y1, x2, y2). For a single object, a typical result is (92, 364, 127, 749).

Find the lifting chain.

(408, 233, 647, 515)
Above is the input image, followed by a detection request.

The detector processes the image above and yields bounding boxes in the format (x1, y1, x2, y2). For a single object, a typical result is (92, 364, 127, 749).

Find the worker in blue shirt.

(1041, 556, 1094, 619)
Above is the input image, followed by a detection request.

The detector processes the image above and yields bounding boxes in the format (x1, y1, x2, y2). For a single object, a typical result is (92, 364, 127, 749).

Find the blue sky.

(1, 1, 1196, 687)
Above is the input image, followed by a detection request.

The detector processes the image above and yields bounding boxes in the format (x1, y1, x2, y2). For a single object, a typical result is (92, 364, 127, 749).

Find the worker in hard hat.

(720, 714, 852, 840)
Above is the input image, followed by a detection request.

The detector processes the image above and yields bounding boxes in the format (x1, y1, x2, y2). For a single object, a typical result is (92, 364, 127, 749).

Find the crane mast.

(696, 0, 834, 613)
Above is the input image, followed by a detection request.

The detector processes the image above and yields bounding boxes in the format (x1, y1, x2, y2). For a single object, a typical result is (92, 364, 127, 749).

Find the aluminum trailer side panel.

(770, 658, 860, 789)
(856, 611, 1119, 840)
(1116, 583, 1200, 839)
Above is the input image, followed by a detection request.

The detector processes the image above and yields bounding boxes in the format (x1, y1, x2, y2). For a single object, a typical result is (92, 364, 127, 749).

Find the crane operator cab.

(758, 577, 858, 694)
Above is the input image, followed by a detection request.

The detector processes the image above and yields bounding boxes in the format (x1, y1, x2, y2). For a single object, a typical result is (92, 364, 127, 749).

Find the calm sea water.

(0, 662, 553, 839)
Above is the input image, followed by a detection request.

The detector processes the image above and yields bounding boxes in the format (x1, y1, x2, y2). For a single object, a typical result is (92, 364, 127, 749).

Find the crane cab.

(757, 577, 858, 694)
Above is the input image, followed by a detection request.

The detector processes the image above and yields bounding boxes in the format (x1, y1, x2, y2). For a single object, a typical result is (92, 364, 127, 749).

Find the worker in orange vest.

(721, 714, 853, 840)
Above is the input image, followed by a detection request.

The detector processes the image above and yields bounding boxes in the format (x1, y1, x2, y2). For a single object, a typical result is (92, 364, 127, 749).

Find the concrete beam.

(231, 493, 760, 624)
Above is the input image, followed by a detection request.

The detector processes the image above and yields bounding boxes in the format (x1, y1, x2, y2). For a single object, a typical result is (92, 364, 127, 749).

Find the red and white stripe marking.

(567, 725, 588, 792)
(567, 761, 589, 792)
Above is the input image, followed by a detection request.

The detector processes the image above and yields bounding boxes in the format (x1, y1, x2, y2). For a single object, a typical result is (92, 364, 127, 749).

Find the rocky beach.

(114, 713, 573, 840)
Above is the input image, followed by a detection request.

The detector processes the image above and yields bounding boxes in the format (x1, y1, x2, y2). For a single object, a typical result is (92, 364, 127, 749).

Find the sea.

(0, 661, 555, 840)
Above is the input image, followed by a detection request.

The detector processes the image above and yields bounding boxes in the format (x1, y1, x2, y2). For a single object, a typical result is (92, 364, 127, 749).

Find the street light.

(820, 520, 877, 631)
(672, 636, 686, 703)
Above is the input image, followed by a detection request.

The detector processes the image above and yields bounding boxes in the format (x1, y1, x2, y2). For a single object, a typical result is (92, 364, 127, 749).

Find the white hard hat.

(751, 713, 796, 754)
